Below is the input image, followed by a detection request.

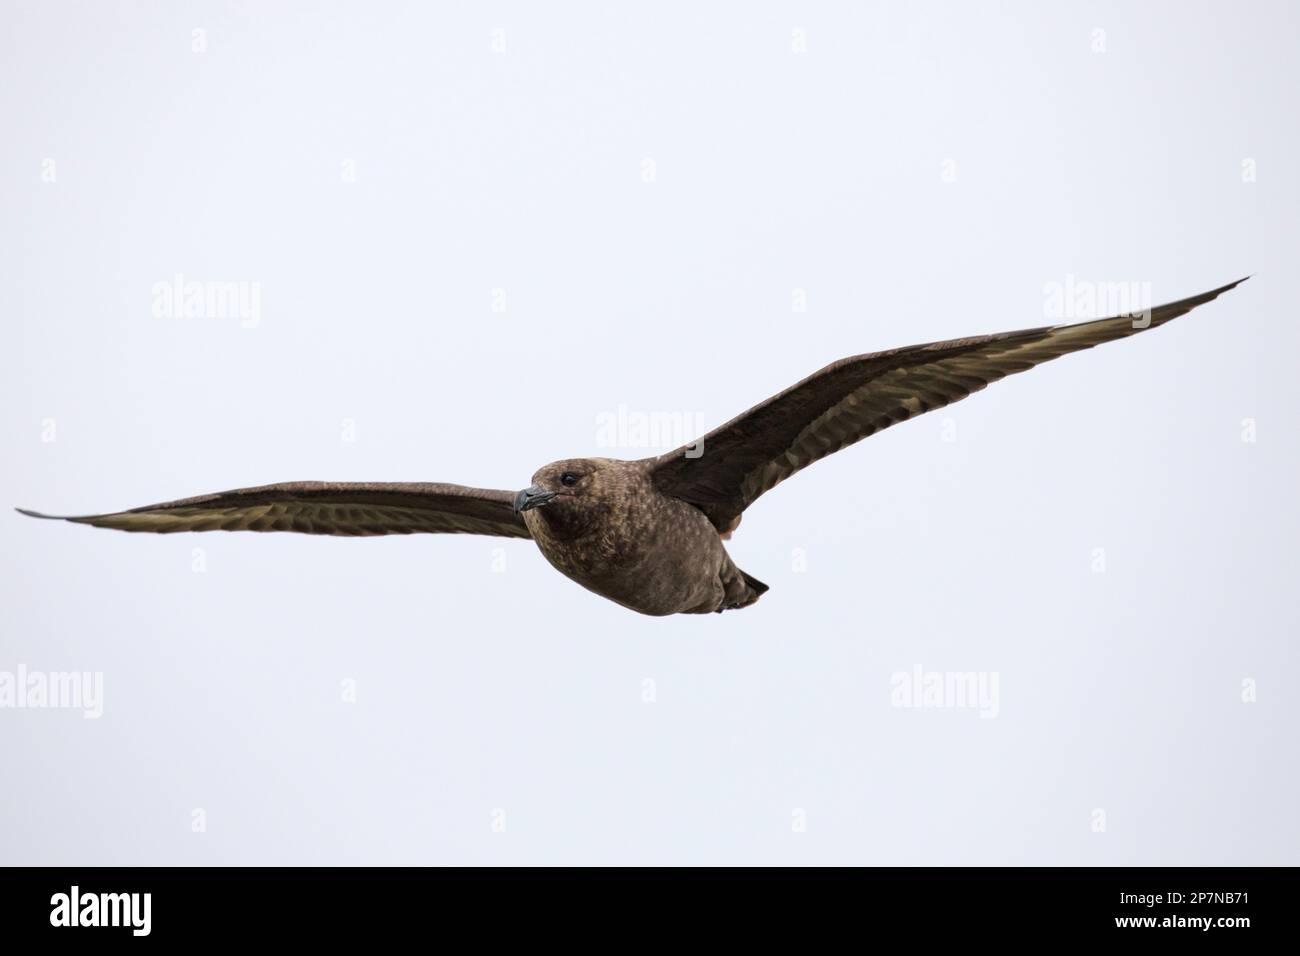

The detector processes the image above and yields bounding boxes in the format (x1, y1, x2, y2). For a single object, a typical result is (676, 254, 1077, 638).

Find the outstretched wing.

(18, 481, 530, 538)
(649, 278, 1247, 532)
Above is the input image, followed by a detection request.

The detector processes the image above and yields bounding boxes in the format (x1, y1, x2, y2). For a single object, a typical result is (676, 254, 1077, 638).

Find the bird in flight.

(21, 278, 1245, 615)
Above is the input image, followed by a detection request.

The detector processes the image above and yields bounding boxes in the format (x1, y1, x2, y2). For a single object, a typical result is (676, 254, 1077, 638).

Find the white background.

(2, 0, 1296, 864)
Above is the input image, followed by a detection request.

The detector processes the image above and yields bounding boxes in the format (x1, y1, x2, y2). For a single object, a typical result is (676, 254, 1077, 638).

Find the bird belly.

(530, 503, 726, 616)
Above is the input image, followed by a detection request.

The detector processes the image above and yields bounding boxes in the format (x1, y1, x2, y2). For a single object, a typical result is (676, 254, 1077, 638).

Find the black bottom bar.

(0, 866, 1287, 942)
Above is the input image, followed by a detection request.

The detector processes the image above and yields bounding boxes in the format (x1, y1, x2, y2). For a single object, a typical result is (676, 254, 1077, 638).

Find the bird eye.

(560, 472, 580, 487)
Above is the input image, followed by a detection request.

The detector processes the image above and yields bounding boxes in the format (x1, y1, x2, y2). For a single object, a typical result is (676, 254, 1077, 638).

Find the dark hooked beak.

(513, 484, 558, 514)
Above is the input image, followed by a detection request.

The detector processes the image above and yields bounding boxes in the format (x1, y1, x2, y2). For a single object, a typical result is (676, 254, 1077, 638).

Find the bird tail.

(712, 558, 769, 612)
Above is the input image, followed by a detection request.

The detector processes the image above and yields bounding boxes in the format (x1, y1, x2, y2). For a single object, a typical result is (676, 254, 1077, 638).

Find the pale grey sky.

(2, 0, 1296, 864)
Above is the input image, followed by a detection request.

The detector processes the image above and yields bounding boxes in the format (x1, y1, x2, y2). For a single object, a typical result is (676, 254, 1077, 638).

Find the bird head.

(514, 458, 628, 538)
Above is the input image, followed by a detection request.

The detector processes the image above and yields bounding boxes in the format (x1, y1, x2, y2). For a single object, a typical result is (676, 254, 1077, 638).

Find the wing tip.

(1178, 274, 1251, 312)
(15, 507, 100, 524)
(1130, 274, 1251, 329)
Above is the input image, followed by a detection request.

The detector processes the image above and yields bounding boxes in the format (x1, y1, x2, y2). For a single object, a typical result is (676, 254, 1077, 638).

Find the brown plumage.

(19, 278, 1245, 616)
